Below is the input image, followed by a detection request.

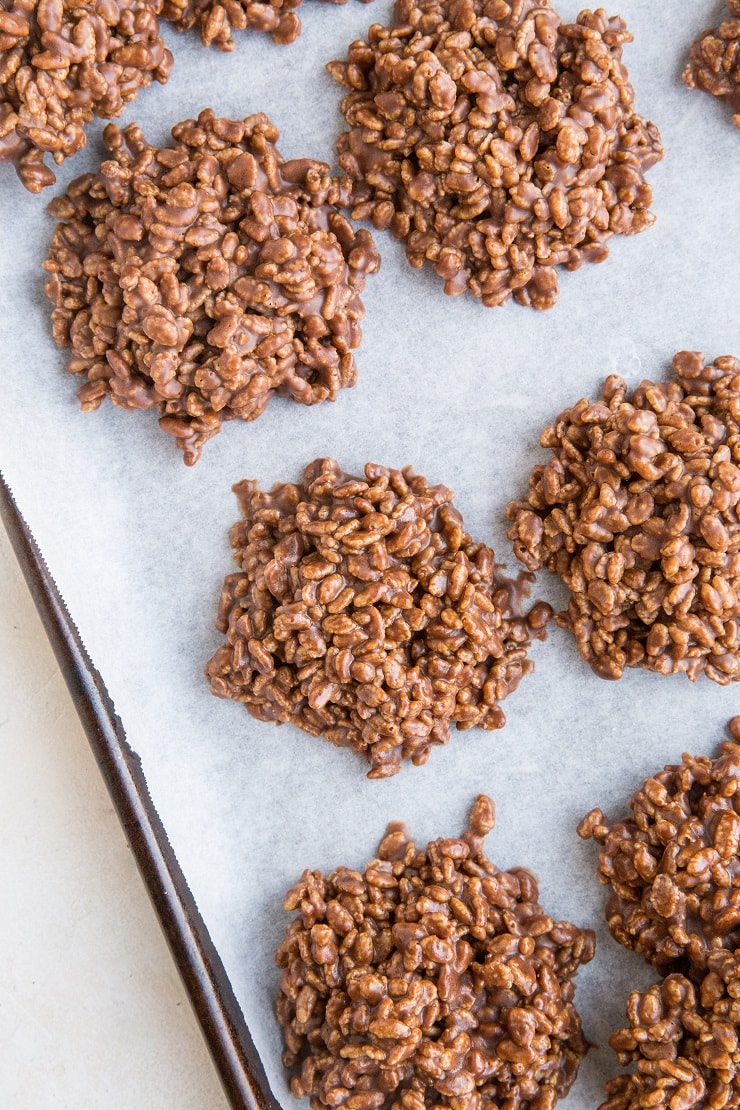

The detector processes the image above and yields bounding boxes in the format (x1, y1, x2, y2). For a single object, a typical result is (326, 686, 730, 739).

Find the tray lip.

(0, 470, 279, 1110)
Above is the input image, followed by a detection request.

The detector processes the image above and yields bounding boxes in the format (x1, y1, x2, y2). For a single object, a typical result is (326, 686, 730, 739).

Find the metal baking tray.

(1, 2, 738, 1107)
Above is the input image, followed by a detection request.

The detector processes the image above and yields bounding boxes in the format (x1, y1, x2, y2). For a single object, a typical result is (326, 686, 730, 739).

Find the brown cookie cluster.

(328, 0, 663, 309)
(602, 965, 740, 1110)
(683, 0, 740, 129)
(44, 111, 379, 464)
(206, 458, 549, 778)
(276, 795, 595, 1109)
(162, 0, 373, 49)
(506, 351, 740, 684)
(580, 722, 740, 1110)
(0, 0, 172, 192)
(578, 724, 740, 972)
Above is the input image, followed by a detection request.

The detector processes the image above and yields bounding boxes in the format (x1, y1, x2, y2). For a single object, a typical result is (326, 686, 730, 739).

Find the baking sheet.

(1, 1, 739, 1104)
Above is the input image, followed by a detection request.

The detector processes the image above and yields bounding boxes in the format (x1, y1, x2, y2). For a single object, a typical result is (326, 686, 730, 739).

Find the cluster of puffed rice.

(0, 0, 172, 191)
(161, 0, 373, 49)
(329, 0, 663, 309)
(207, 458, 549, 777)
(44, 112, 379, 463)
(683, 0, 740, 128)
(507, 352, 740, 685)
(277, 796, 595, 1109)
(580, 722, 740, 1110)
(602, 966, 740, 1110)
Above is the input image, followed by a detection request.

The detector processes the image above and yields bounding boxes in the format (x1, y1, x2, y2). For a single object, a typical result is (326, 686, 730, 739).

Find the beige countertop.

(0, 523, 230, 1109)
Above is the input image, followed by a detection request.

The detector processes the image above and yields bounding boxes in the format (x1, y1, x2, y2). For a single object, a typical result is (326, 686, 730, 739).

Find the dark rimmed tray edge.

(0, 470, 279, 1110)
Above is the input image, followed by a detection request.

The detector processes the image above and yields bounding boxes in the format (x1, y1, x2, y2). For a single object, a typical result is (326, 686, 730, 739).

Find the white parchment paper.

(1, 2, 739, 1104)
